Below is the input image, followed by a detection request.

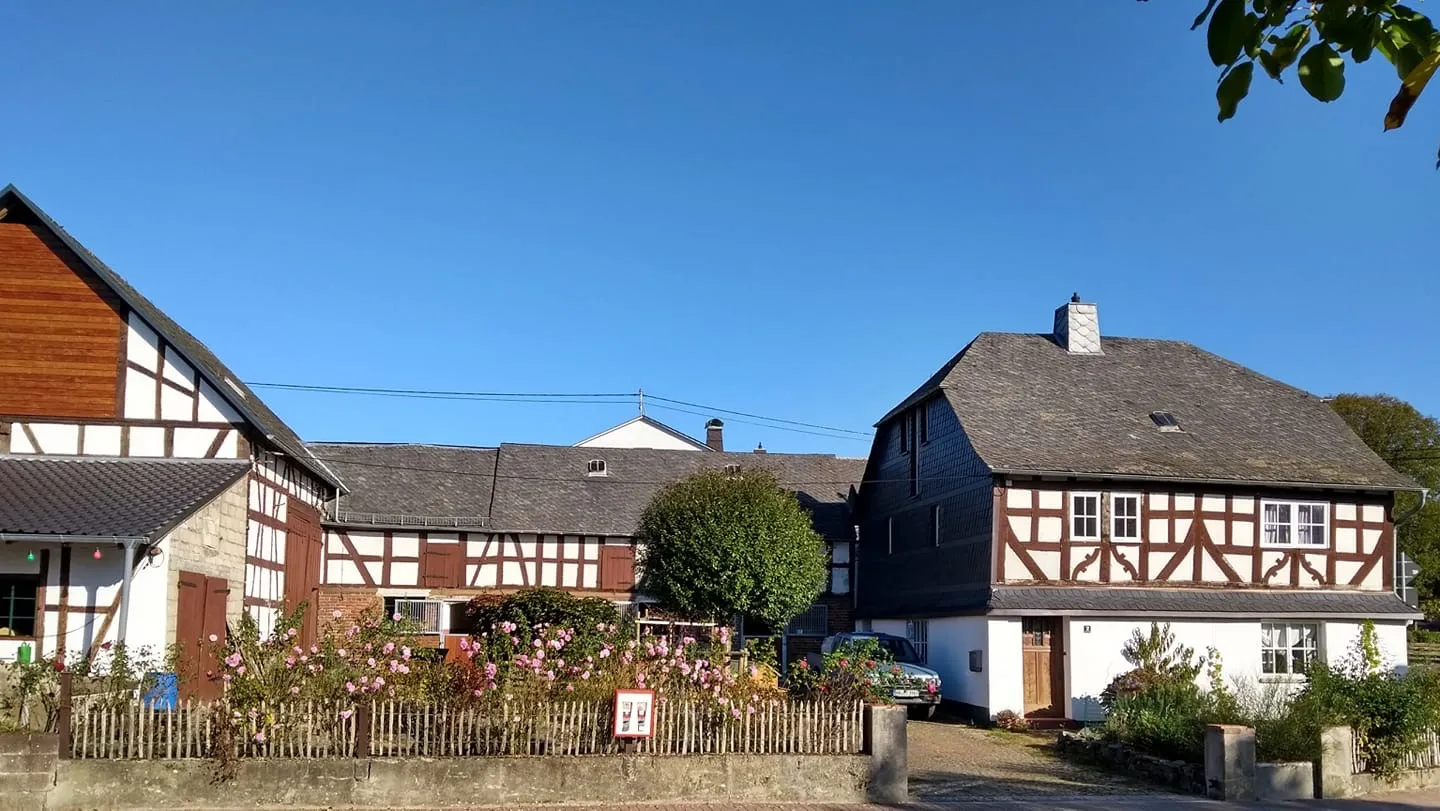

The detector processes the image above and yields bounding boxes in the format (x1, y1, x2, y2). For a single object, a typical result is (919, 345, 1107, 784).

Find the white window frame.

(1260, 500, 1329, 548)
(1260, 621, 1320, 678)
(386, 597, 444, 634)
(1070, 492, 1101, 541)
(1110, 493, 1142, 543)
(905, 619, 929, 664)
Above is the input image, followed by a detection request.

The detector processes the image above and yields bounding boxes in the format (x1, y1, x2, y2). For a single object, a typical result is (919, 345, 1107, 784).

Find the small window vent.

(587, 459, 608, 476)
(1150, 411, 1183, 432)
(723, 463, 741, 476)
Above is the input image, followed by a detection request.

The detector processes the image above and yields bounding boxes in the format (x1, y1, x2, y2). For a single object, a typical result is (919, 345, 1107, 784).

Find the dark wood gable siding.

(855, 396, 994, 618)
(0, 222, 125, 419)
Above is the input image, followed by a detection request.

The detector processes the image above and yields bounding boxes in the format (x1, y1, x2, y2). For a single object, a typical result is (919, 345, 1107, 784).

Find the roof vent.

(1150, 411, 1183, 433)
(586, 459, 608, 476)
(723, 463, 741, 475)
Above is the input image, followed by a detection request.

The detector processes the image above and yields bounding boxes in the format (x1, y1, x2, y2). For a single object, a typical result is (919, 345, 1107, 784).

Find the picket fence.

(1351, 728, 1440, 775)
(67, 697, 864, 760)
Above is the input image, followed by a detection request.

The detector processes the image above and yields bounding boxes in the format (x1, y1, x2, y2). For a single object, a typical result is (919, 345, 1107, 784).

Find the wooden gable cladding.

(322, 529, 628, 596)
(0, 222, 125, 420)
(993, 483, 1393, 591)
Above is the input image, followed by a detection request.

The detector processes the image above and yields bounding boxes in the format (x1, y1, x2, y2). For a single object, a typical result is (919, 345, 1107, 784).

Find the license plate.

(893, 689, 919, 698)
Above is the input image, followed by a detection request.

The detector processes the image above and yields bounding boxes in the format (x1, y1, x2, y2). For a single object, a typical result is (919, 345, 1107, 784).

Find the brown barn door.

(284, 501, 324, 646)
(175, 571, 229, 700)
(599, 545, 636, 593)
(1021, 617, 1064, 718)
(420, 541, 463, 589)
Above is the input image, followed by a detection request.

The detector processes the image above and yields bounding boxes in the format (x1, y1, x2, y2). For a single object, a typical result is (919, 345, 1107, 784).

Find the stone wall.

(41, 754, 869, 809)
(1320, 725, 1440, 799)
(1055, 731, 1206, 795)
(165, 476, 249, 636)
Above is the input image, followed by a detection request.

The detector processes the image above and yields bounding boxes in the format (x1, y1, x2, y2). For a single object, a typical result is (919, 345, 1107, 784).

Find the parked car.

(814, 632, 942, 718)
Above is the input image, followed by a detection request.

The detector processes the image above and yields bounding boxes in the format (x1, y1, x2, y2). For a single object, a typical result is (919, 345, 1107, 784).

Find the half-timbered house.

(0, 185, 345, 677)
(307, 439, 863, 666)
(854, 296, 1423, 723)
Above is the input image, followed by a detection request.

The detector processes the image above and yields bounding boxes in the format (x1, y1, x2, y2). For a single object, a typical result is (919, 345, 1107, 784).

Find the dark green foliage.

(1103, 681, 1211, 762)
(638, 468, 828, 630)
(464, 588, 622, 660)
(1176, 0, 1440, 163)
(1101, 622, 1204, 708)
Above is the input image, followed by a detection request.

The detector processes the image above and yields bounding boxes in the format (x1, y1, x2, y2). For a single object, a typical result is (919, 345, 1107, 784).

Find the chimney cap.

(1071, 292, 1081, 303)
(705, 418, 724, 428)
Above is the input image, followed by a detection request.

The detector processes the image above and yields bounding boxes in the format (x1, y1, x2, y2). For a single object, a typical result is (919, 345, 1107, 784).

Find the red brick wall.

(315, 587, 381, 627)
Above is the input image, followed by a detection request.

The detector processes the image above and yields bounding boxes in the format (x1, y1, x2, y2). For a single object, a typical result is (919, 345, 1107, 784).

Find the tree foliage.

(1331, 393, 1440, 615)
(637, 468, 828, 630)
(1165, 0, 1440, 164)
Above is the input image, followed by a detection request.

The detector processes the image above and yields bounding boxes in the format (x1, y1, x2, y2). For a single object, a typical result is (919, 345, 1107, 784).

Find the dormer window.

(723, 463, 741, 476)
(1150, 411, 1182, 432)
(586, 459, 607, 477)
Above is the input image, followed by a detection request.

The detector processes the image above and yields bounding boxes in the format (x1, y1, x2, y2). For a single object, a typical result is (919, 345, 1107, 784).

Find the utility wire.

(247, 381, 873, 441)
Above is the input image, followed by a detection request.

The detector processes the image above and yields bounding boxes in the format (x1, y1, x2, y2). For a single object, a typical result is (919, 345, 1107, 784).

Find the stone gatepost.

(1318, 726, 1357, 799)
(1204, 724, 1255, 801)
(863, 704, 907, 803)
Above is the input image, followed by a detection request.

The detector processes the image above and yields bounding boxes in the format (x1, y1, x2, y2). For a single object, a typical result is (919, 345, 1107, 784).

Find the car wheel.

(908, 705, 937, 721)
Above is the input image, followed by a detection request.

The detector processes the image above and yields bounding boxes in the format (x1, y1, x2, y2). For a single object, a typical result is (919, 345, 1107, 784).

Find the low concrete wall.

(1256, 761, 1314, 800)
(46, 754, 870, 809)
(1320, 725, 1440, 799)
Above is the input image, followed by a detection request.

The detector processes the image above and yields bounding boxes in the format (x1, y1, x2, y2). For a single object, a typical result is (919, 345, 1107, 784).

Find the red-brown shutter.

(599, 546, 636, 592)
(176, 571, 228, 700)
(421, 543, 462, 589)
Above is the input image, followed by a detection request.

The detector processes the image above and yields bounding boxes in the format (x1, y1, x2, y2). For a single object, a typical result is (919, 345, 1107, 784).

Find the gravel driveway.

(907, 720, 1171, 801)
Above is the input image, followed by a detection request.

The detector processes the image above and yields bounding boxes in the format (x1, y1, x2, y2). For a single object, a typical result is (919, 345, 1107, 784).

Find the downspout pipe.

(1395, 488, 1431, 528)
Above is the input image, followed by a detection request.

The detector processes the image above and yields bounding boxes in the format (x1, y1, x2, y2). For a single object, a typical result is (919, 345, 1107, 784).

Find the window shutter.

(600, 546, 636, 592)
(421, 543, 462, 589)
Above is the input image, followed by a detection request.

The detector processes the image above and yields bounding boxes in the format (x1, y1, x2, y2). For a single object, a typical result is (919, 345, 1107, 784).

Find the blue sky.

(5, 2, 1437, 457)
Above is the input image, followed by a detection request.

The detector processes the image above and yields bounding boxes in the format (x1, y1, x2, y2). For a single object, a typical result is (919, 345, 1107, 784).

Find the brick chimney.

(753, 442, 766, 454)
(705, 418, 724, 451)
(1053, 293, 1102, 355)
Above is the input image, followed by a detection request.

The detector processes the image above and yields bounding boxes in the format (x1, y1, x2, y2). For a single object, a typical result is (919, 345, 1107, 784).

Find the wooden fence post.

(56, 670, 74, 760)
(353, 701, 371, 758)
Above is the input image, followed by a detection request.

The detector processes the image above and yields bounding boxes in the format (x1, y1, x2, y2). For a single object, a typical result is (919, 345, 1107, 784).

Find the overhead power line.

(246, 381, 874, 442)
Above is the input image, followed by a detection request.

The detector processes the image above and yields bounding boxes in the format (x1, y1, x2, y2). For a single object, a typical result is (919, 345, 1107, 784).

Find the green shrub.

(1101, 680, 1210, 761)
(1101, 622, 1204, 709)
(463, 588, 623, 661)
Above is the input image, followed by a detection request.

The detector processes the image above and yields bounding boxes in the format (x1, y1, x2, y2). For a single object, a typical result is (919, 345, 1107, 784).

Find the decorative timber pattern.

(323, 530, 637, 596)
(994, 484, 1393, 591)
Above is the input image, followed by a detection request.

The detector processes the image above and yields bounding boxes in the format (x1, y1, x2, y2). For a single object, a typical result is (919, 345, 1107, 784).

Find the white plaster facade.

(574, 416, 709, 451)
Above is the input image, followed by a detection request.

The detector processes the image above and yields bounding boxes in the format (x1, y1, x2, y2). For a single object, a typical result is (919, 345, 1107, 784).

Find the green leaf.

(1257, 49, 1282, 80)
(1217, 61, 1255, 120)
(1192, 0, 1222, 31)
(1270, 24, 1312, 72)
(1352, 15, 1381, 63)
(1297, 43, 1346, 101)
(1208, 0, 1249, 66)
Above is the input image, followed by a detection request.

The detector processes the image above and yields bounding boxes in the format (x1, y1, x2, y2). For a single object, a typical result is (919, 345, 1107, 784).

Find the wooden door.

(284, 501, 324, 646)
(420, 541, 463, 589)
(176, 571, 228, 700)
(1021, 617, 1064, 718)
(599, 546, 636, 593)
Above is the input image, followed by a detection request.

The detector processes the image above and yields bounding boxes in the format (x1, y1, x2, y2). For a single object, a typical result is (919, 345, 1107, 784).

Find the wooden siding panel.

(0, 223, 124, 419)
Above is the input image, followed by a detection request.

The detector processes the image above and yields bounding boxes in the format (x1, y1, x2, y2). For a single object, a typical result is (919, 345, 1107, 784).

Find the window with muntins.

(1071, 493, 1100, 540)
(384, 597, 443, 633)
(905, 619, 929, 663)
(1261, 622, 1319, 676)
(1261, 501, 1328, 547)
(1112, 494, 1140, 541)
(786, 604, 829, 637)
(0, 575, 37, 637)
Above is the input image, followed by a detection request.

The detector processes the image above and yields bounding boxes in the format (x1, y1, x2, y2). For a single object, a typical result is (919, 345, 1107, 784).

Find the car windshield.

(874, 637, 920, 664)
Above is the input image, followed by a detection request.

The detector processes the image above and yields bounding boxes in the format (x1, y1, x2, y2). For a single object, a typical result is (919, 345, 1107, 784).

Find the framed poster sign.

(612, 688, 656, 738)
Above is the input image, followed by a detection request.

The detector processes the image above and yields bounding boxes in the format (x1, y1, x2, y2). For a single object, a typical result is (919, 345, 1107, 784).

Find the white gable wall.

(576, 419, 706, 451)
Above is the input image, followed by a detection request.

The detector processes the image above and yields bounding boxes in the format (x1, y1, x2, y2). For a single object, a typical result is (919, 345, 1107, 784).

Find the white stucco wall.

(575, 420, 706, 451)
(1064, 617, 1411, 723)
(930, 617, 989, 708)
(987, 618, 1025, 716)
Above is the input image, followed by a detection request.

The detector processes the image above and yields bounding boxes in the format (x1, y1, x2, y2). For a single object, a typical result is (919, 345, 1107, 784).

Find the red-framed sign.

(612, 688, 656, 738)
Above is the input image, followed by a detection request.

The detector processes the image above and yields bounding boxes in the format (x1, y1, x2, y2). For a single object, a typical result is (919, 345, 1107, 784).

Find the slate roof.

(884, 333, 1416, 490)
(308, 443, 497, 527)
(988, 586, 1422, 619)
(311, 441, 865, 539)
(0, 456, 249, 540)
(0, 185, 344, 492)
(489, 444, 864, 538)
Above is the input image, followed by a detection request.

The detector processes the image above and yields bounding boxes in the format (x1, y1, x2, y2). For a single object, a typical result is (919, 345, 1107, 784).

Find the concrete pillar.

(863, 704, 907, 803)
(1318, 726, 1356, 799)
(1204, 724, 1255, 801)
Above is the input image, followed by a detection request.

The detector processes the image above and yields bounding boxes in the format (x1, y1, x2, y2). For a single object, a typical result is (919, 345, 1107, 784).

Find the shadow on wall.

(61, 556, 124, 655)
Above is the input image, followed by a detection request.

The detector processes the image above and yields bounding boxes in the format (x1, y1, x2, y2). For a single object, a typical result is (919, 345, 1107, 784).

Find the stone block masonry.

(42, 754, 871, 809)
(165, 476, 249, 633)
